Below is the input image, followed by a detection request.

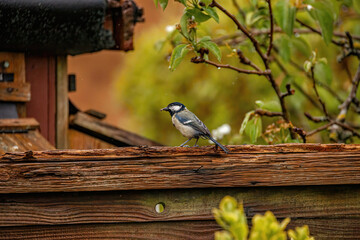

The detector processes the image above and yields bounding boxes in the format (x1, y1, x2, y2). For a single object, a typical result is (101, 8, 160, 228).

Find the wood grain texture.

(0, 186, 358, 227)
(68, 128, 118, 150)
(0, 130, 55, 155)
(0, 118, 39, 130)
(0, 219, 358, 240)
(0, 82, 30, 102)
(1, 144, 360, 193)
(0, 221, 220, 240)
(56, 56, 68, 149)
(70, 112, 162, 146)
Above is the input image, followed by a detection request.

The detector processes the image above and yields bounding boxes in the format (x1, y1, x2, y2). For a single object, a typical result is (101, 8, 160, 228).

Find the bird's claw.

(193, 144, 199, 147)
(180, 145, 191, 147)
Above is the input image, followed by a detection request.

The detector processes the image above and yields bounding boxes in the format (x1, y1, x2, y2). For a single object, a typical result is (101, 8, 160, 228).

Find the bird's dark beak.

(161, 107, 169, 111)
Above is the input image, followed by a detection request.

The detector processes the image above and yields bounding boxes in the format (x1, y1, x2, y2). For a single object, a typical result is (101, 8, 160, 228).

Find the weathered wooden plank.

(0, 186, 358, 227)
(0, 82, 31, 102)
(1, 145, 360, 193)
(0, 219, 358, 240)
(2, 144, 360, 162)
(0, 130, 55, 155)
(0, 221, 219, 240)
(70, 112, 162, 147)
(0, 118, 39, 130)
(68, 128, 118, 150)
(56, 55, 68, 149)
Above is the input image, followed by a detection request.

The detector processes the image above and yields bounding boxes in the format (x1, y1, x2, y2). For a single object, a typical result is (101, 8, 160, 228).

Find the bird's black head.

(161, 102, 186, 116)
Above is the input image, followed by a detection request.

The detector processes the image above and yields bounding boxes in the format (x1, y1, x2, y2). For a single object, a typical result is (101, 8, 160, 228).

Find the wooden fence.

(0, 144, 359, 239)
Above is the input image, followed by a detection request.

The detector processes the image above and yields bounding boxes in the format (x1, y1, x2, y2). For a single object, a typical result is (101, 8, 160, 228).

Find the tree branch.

(236, 49, 262, 72)
(310, 67, 329, 118)
(211, 0, 267, 65)
(306, 122, 333, 137)
(265, 0, 274, 58)
(191, 57, 271, 76)
(337, 63, 360, 121)
(296, 19, 345, 47)
(304, 112, 328, 123)
(254, 109, 283, 117)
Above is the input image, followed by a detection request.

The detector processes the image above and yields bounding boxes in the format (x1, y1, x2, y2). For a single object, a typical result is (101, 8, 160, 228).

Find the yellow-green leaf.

(274, 0, 296, 36)
(169, 44, 189, 71)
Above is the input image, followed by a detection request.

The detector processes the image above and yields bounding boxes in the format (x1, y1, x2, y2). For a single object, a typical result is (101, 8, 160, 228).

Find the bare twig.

(296, 19, 345, 47)
(211, 0, 267, 66)
(310, 67, 329, 117)
(304, 112, 328, 123)
(271, 55, 322, 110)
(306, 122, 333, 137)
(334, 121, 360, 138)
(213, 28, 360, 46)
(291, 127, 307, 142)
(280, 84, 295, 99)
(236, 49, 262, 72)
(254, 109, 283, 117)
(191, 57, 271, 75)
(337, 63, 360, 121)
(265, 0, 274, 58)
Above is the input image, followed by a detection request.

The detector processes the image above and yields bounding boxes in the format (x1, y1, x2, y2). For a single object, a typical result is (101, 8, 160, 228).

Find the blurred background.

(68, 0, 360, 146)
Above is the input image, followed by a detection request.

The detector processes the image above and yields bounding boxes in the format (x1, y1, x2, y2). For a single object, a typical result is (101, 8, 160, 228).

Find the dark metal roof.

(0, 0, 126, 55)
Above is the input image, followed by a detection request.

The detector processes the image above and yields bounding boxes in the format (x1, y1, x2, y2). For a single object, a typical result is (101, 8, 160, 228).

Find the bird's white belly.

(172, 115, 198, 138)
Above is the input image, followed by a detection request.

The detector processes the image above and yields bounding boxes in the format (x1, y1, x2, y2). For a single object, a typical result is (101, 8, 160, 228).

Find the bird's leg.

(193, 137, 199, 147)
(180, 138, 192, 147)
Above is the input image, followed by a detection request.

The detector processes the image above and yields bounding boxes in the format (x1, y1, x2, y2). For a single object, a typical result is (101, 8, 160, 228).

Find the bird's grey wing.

(176, 110, 211, 136)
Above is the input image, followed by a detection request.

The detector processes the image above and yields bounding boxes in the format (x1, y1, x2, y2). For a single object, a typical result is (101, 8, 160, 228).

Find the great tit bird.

(161, 102, 229, 154)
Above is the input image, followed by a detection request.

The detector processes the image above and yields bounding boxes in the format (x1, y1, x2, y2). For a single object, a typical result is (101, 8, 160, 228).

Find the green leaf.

(180, 13, 189, 38)
(186, 8, 211, 23)
(200, 0, 212, 7)
(175, 0, 187, 6)
(291, 37, 311, 57)
(240, 111, 254, 135)
(203, 7, 219, 23)
(198, 40, 222, 62)
(169, 44, 189, 71)
(303, 60, 312, 73)
(245, 115, 262, 144)
(314, 61, 332, 85)
(277, 36, 291, 62)
(156, 0, 168, 10)
(273, 0, 296, 36)
(262, 100, 281, 112)
(308, 1, 334, 44)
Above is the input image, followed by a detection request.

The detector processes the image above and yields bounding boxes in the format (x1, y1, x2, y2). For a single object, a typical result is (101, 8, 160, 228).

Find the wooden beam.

(70, 112, 162, 146)
(0, 221, 219, 240)
(0, 82, 30, 102)
(56, 56, 68, 149)
(0, 185, 358, 227)
(1, 144, 360, 193)
(0, 118, 39, 131)
(0, 219, 358, 240)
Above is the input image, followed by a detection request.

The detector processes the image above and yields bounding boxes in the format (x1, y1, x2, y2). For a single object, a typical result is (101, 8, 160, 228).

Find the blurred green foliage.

(213, 196, 314, 240)
(115, 0, 360, 146)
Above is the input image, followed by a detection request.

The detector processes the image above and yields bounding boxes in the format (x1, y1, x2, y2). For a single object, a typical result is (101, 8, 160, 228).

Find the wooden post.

(56, 56, 68, 149)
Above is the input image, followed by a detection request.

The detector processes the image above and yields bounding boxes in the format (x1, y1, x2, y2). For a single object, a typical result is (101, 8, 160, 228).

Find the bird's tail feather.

(208, 136, 229, 154)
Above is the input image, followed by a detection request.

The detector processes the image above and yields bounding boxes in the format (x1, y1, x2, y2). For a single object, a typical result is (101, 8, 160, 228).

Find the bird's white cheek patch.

(170, 105, 181, 112)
